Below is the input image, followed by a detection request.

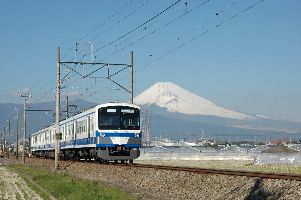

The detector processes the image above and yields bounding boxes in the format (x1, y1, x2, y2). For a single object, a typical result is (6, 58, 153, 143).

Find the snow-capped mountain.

(134, 82, 255, 120)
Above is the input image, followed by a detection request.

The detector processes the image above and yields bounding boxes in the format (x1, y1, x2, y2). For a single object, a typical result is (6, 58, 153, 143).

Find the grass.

(8, 164, 133, 200)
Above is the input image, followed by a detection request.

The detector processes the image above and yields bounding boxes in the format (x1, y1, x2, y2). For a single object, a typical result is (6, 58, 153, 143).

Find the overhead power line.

(81, 0, 264, 100)
(90, 0, 151, 42)
(29, 0, 264, 105)
(79, 0, 136, 42)
(97, 0, 213, 63)
(59, 0, 183, 93)
(61, 0, 136, 60)
(138, 0, 264, 72)
(81, 0, 182, 60)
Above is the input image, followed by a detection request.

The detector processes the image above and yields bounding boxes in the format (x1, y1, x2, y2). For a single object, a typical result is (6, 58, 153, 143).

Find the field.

(136, 160, 301, 174)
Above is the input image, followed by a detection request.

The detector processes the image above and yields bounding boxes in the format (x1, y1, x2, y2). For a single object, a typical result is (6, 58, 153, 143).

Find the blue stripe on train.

(60, 137, 96, 147)
(96, 144, 141, 148)
(32, 131, 141, 150)
(95, 131, 141, 138)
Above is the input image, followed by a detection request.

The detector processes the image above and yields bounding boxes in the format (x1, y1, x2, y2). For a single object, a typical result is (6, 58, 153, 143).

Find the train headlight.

(135, 133, 140, 138)
(100, 132, 105, 138)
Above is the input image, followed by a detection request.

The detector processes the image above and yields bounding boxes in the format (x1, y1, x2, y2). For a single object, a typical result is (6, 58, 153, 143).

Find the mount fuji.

(134, 82, 254, 120)
(134, 82, 301, 140)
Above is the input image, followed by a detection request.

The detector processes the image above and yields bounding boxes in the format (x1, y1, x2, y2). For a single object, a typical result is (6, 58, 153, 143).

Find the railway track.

(6, 157, 301, 199)
(127, 163, 301, 181)
(25, 157, 301, 181)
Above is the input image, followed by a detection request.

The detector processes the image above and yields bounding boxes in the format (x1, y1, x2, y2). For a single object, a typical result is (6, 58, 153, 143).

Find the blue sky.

(0, 0, 301, 122)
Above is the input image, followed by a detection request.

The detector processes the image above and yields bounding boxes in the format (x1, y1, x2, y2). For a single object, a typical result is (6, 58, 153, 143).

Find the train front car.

(95, 103, 141, 162)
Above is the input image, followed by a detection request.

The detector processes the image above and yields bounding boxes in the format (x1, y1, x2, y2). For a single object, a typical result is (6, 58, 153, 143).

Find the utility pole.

(7, 120, 10, 158)
(15, 108, 19, 160)
(130, 50, 134, 104)
(66, 96, 69, 118)
(64, 97, 77, 119)
(59, 48, 134, 163)
(0, 132, 1, 152)
(142, 109, 151, 146)
(21, 94, 31, 163)
(61, 44, 134, 104)
(55, 47, 61, 170)
(3, 127, 6, 156)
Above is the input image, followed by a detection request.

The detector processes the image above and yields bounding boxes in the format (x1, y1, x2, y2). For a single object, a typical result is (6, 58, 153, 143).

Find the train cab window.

(120, 108, 140, 130)
(98, 107, 119, 130)
(98, 106, 140, 130)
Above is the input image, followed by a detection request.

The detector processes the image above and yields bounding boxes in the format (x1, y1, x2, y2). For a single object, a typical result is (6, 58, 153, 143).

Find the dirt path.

(0, 165, 42, 200)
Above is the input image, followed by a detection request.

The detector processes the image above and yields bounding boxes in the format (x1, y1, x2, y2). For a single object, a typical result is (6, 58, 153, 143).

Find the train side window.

(90, 116, 94, 134)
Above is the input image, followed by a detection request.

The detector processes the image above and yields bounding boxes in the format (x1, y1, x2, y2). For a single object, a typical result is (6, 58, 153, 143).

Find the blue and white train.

(31, 103, 141, 162)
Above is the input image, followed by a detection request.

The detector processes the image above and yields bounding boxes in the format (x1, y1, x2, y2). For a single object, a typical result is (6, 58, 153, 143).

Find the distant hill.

(0, 99, 95, 143)
(1, 82, 301, 142)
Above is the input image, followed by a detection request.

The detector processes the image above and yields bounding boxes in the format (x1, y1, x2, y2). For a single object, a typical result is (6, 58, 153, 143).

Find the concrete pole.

(7, 120, 10, 158)
(129, 50, 134, 164)
(20, 94, 30, 163)
(66, 96, 69, 118)
(130, 50, 133, 104)
(55, 47, 61, 170)
(3, 127, 6, 156)
(22, 98, 27, 163)
(16, 108, 19, 160)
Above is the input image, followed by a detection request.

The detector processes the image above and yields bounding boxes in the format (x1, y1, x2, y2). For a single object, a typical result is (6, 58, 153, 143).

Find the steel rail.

(26, 157, 301, 181)
(127, 163, 301, 181)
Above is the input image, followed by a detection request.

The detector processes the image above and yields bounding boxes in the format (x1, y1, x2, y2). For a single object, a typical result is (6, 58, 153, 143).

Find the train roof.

(95, 102, 140, 110)
(31, 102, 140, 136)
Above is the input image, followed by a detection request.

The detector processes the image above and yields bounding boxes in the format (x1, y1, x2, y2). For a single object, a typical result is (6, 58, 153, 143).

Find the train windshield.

(98, 106, 140, 130)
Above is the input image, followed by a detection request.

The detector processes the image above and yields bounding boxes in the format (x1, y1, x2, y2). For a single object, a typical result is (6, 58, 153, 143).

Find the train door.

(64, 124, 67, 141)
(73, 120, 77, 146)
(87, 116, 90, 144)
(90, 116, 95, 144)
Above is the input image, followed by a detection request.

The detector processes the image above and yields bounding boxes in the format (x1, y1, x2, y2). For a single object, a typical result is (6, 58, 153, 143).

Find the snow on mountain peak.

(134, 82, 255, 120)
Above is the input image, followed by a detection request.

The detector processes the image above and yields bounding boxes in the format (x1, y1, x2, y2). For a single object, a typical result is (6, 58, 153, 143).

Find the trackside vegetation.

(8, 164, 133, 200)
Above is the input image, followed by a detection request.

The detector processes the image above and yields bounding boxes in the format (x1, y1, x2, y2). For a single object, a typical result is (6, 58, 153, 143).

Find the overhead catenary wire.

(33, 0, 183, 102)
(27, 0, 138, 103)
(96, 0, 213, 63)
(91, 0, 238, 74)
(62, 0, 248, 99)
(137, 0, 264, 72)
(63, 0, 214, 89)
(61, 1, 224, 98)
(61, 0, 137, 60)
(91, 0, 179, 61)
(30, 0, 138, 102)
(89, 0, 151, 42)
(79, 0, 136, 42)
(29, 0, 263, 105)
(57, 0, 183, 96)
(17, 2, 189, 104)
(80, 0, 182, 61)
(59, 0, 153, 87)
(81, 0, 264, 100)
